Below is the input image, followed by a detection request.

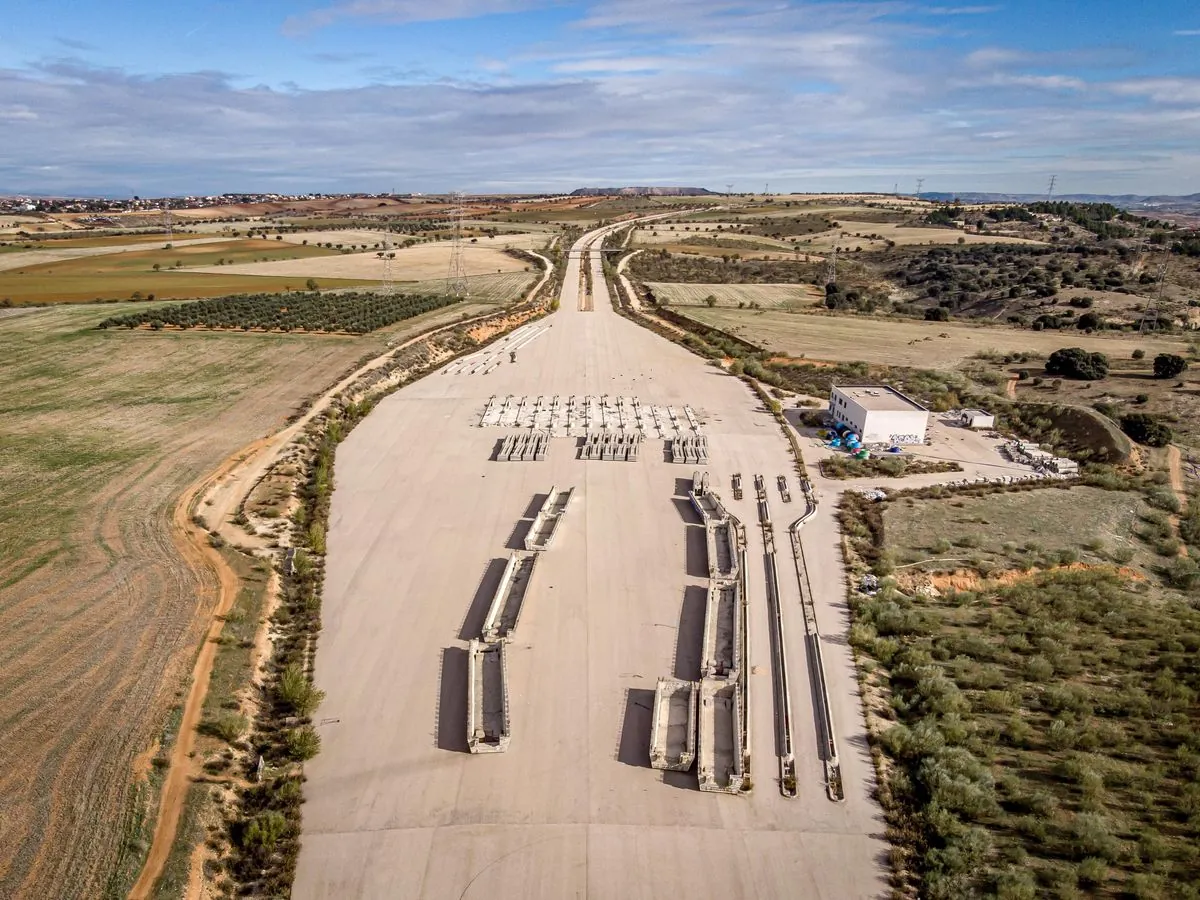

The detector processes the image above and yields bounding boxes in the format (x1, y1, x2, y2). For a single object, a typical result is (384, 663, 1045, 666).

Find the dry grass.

(645, 281, 822, 308)
(0, 300, 467, 899)
(192, 240, 537, 282)
(683, 307, 1193, 368)
(797, 220, 1042, 250)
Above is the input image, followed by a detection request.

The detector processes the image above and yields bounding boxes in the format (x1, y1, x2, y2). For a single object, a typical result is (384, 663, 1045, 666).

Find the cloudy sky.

(2, 0, 1198, 196)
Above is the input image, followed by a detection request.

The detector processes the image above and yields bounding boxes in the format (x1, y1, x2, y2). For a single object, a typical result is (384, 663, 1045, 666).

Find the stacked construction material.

(671, 433, 709, 464)
(494, 430, 549, 461)
(580, 431, 642, 461)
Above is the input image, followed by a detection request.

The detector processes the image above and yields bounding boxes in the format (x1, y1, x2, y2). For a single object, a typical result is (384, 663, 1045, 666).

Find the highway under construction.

(295, 220, 887, 899)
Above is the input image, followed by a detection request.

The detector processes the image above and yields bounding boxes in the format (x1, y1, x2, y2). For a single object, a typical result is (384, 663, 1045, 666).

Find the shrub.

(285, 725, 321, 760)
(1046, 347, 1108, 380)
(1120, 412, 1172, 447)
(1132, 348, 1145, 360)
(277, 664, 325, 716)
(241, 810, 287, 853)
(1152, 353, 1187, 379)
(205, 712, 249, 743)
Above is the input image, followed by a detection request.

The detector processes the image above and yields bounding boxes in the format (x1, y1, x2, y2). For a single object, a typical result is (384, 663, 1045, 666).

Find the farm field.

(645, 281, 822, 308)
(845, 486, 1200, 896)
(0, 296, 489, 900)
(391, 270, 536, 304)
(0, 237, 231, 274)
(683, 307, 1192, 368)
(0, 239, 364, 304)
(193, 240, 536, 282)
(797, 221, 1042, 250)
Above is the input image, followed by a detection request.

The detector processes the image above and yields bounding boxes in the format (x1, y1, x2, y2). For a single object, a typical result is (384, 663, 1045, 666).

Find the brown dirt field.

(0, 303, 400, 900)
(191, 240, 536, 282)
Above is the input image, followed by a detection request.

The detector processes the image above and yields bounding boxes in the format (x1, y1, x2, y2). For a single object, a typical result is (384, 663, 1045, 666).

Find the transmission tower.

(825, 244, 839, 286)
(726, 183, 734, 196)
(1046, 174, 1057, 203)
(915, 178, 925, 199)
(162, 199, 173, 241)
(379, 231, 395, 295)
(1138, 258, 1169, 334)
(764, 182, 769, 196)
(446, 192, 469, 299)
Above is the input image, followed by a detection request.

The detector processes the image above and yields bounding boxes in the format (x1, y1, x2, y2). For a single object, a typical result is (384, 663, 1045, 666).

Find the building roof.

(962, 408, 994, 417)
(832, 384, 927, 413)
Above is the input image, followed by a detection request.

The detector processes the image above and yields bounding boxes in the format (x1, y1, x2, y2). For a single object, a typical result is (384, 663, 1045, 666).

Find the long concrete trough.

(524, 486, 574, 551)
(481, 553, 538, 642)
(702, 580, 741, 679)
(467, 639, 511, 753)
(698, 679, 745, 793)
(649, 678, 698, 771)
(706, 520, 738, 580)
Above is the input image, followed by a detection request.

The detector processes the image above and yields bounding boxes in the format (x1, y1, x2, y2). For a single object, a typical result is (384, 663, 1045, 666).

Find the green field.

(0, 239, 366, 304)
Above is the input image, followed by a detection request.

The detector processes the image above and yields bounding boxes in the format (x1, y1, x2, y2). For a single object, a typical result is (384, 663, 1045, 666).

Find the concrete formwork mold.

(467, 639, 511, 753)
(524, 485, 574, 551)
(698, 679, 745, 794)
(701, 580, 741, 680)
(706, 520, 738, 580)
(481, 552, 539, 642)
(649, 678, 698, 771)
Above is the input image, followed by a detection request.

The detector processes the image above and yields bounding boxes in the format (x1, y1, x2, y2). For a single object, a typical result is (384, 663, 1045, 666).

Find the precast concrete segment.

(481, 553, 539, 642)
(789, 488, 845, 802)
(649, 678, 698, 772)
(467, 639, 511, 753)
(697, 680, 745, 794)
(760, 505, 798, 799)
(524, 486, 574, 551)
(706, 520, 738, 580)
(702, 581, 741, 679)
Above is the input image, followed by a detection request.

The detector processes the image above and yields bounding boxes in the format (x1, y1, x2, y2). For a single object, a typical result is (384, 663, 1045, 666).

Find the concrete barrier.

(706, 520, 738, 580)
(467, 639, 511, 753)
(649, 678, 698, 771)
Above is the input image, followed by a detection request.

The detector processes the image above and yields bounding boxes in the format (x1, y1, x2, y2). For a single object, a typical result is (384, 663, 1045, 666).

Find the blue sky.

(1, 0, 1198, 195)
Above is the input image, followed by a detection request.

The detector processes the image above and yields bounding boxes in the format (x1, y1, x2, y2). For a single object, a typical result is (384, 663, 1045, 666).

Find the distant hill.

(569, 186, 717, 197)
(922, 191, 1200, 214)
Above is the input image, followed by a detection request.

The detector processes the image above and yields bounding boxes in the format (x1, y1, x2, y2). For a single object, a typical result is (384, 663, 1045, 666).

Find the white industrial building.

(828, 384, 929, 445)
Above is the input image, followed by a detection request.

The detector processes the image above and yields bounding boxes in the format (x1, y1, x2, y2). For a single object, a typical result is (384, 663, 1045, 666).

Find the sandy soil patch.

(646, 282, 822, 308)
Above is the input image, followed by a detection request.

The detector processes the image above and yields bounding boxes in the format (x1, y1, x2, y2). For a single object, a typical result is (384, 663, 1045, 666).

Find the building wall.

(829, 387, 928, 444)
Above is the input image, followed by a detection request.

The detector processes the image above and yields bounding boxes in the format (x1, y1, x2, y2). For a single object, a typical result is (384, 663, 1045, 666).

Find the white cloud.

(1173, 29, 1200, 36)
(283, 0, 556, 36)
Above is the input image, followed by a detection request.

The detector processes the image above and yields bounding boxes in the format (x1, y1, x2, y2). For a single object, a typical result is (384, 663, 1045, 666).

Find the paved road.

(295, 222, 889, 900)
